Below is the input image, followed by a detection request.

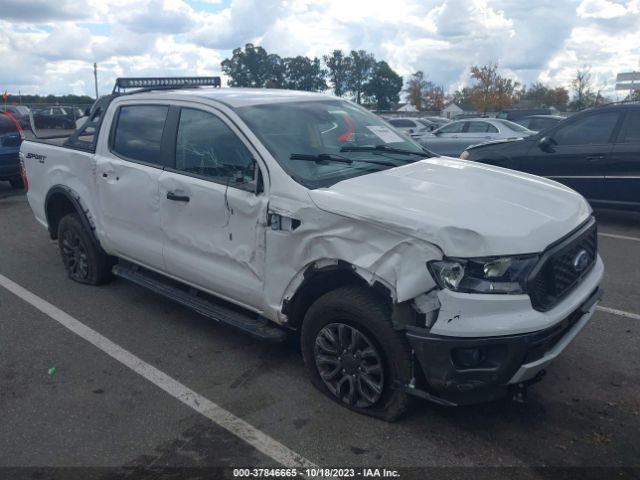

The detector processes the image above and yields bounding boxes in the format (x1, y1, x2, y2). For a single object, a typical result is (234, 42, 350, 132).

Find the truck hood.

(308, 157, 592, 257)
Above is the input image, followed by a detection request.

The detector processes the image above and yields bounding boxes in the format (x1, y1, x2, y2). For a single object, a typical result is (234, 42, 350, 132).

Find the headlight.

(428, 255, 539, 294)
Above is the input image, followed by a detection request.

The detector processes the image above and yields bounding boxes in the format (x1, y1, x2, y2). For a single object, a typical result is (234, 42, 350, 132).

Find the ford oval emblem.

(573, 250, 590, 273)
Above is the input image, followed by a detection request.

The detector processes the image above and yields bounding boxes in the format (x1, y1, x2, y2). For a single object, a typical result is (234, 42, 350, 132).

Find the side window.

(553, 112, 620, 145)
(438, 121, 465, 134)
(467, 121, 492, 133)
(175, 108, 255, 186)
(112, 105, 169, 165)
(619, 111, 640, 144)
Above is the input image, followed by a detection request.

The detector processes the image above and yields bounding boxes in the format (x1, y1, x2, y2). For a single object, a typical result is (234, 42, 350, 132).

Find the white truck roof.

(121, 88, 335, 108)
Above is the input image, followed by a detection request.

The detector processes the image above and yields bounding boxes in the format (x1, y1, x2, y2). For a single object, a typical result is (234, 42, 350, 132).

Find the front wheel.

(301, 285, 412, 421)
(57, 213, 113, 285)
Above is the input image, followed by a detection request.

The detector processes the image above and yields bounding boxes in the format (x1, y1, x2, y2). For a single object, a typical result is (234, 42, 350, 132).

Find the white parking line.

(0, 273, 317, 470)
(596, 305, 640, 321)
(598, 232, 640, 243)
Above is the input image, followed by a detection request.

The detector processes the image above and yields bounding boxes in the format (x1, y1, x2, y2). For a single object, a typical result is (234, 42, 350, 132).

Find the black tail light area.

(19, 154, 28, 193)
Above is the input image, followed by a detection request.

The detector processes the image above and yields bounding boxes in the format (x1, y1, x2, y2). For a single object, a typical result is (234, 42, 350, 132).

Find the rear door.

(465, 120, 499, 143)
(95, 104, 170, 271)
(158, 106, 268, 309)
(606, 108, 640, 208)
(517, 110, 621, 201)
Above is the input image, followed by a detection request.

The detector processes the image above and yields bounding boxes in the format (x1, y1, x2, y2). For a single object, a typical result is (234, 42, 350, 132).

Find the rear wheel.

(301, 285, 412, 422)
(57, 213, 113, 285)
(9, 177, 23, 189)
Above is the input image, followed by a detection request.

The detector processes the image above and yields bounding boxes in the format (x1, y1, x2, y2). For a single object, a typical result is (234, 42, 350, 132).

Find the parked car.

(0, 111, 25, 188)
(419, 118, 535, 157)
(386, 117, 437, 137)
(21, 77, 603, 420)
(515, 115, 565, 132)
(1, 105, 32, 129)
(461, 103, 640, 211)
(496, 108, 556, 121)
(33, 106, 84, 129)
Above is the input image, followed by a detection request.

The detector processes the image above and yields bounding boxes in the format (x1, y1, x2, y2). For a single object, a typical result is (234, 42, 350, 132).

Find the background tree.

(404, 71, 429, 110)
(362, 61, 402, 110)
(282, 56, 327, 91)
(523, 82, 569, 110)
(346, 50, 376, 104)
(221, 44, 284, 88)
(323, 50, 351, 97)
(468, 63, 520, 112)
(451, 87, 474, 106)
(423, 84, 447, 111)
(569, 67, 595, 111)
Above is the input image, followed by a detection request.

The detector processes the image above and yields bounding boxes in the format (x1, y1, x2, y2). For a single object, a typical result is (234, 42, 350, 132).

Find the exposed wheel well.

(46, 192, 77, 239)
(282, 263, 393, 329)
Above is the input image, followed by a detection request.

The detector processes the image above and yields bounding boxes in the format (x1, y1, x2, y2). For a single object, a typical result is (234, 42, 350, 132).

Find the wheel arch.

(281, 260, 396, 330)
(44, 185, 103, 252)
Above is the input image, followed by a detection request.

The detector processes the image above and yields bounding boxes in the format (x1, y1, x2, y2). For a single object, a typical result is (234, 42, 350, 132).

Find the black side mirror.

(538, 136, 556, 152)
(84, 108, 91, 116)
(429, 125, 435, 131)
(408, 128, 414, 134)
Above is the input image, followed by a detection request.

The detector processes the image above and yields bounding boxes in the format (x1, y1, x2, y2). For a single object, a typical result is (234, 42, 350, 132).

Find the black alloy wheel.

(60, 228, 90, 281)
(314, 322, 385, 408)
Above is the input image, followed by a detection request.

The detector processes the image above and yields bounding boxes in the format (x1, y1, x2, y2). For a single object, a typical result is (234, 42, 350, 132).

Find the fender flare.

(44, 185, 105, 253)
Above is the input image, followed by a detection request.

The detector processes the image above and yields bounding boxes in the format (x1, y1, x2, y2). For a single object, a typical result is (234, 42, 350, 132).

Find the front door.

(517, 110, 621, 201)
(159, 107, 267, 310)
(95, 104, 170, 271)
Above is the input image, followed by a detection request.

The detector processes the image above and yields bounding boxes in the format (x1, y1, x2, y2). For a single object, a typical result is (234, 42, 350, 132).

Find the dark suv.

(0, 111, 25, 189)
(462, 103, 640, 211)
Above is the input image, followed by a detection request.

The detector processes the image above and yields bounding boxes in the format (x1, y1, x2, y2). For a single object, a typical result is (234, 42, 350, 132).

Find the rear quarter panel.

(20, 141, 98, 232)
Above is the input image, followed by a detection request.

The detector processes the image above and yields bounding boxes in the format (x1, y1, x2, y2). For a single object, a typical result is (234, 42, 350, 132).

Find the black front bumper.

(404, 287, 601, 405)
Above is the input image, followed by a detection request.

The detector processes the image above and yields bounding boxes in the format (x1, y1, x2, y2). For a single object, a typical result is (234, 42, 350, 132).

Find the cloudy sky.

(1, 0, 639, 99)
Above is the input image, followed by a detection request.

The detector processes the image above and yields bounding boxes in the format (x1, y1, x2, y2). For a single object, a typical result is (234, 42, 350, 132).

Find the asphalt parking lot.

(1, 182, 639, 479)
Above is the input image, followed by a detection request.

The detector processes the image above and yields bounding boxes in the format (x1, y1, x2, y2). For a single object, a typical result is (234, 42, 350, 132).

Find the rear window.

(112, 105, 169, 165)
(494, 119, 529, 132)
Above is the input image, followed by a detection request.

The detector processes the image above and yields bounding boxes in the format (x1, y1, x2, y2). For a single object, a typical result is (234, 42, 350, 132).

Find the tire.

(57, 213, 113, 285)
(9, 177, 23, 189)
(301, 285, 412, 422)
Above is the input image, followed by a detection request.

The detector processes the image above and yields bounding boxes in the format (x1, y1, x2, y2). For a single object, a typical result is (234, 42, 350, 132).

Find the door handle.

(586, 155, 604, 162)
(166, 191, 190, 202)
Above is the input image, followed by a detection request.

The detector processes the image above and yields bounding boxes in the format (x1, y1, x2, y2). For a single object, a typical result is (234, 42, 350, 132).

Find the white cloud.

(0, 0, 638, 99)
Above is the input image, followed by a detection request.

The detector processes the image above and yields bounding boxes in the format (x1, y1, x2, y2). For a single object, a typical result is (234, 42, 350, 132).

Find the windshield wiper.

(340, 144, 430, 157)
(289, 153, 397, 167)
(290, 153, 353, 164)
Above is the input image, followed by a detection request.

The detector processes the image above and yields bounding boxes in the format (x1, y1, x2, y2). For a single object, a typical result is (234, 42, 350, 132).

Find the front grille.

(528, 220, 597, 312)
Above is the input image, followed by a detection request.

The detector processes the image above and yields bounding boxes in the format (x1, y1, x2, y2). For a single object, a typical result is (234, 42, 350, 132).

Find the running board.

(112, 262, 287, 343)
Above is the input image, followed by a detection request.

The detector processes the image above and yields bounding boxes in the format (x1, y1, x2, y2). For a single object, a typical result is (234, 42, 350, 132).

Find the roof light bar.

(113, 76, 221, 93)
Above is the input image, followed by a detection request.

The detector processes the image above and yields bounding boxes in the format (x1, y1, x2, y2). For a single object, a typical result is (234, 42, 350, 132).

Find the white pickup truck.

(20, 77, 603, 421)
